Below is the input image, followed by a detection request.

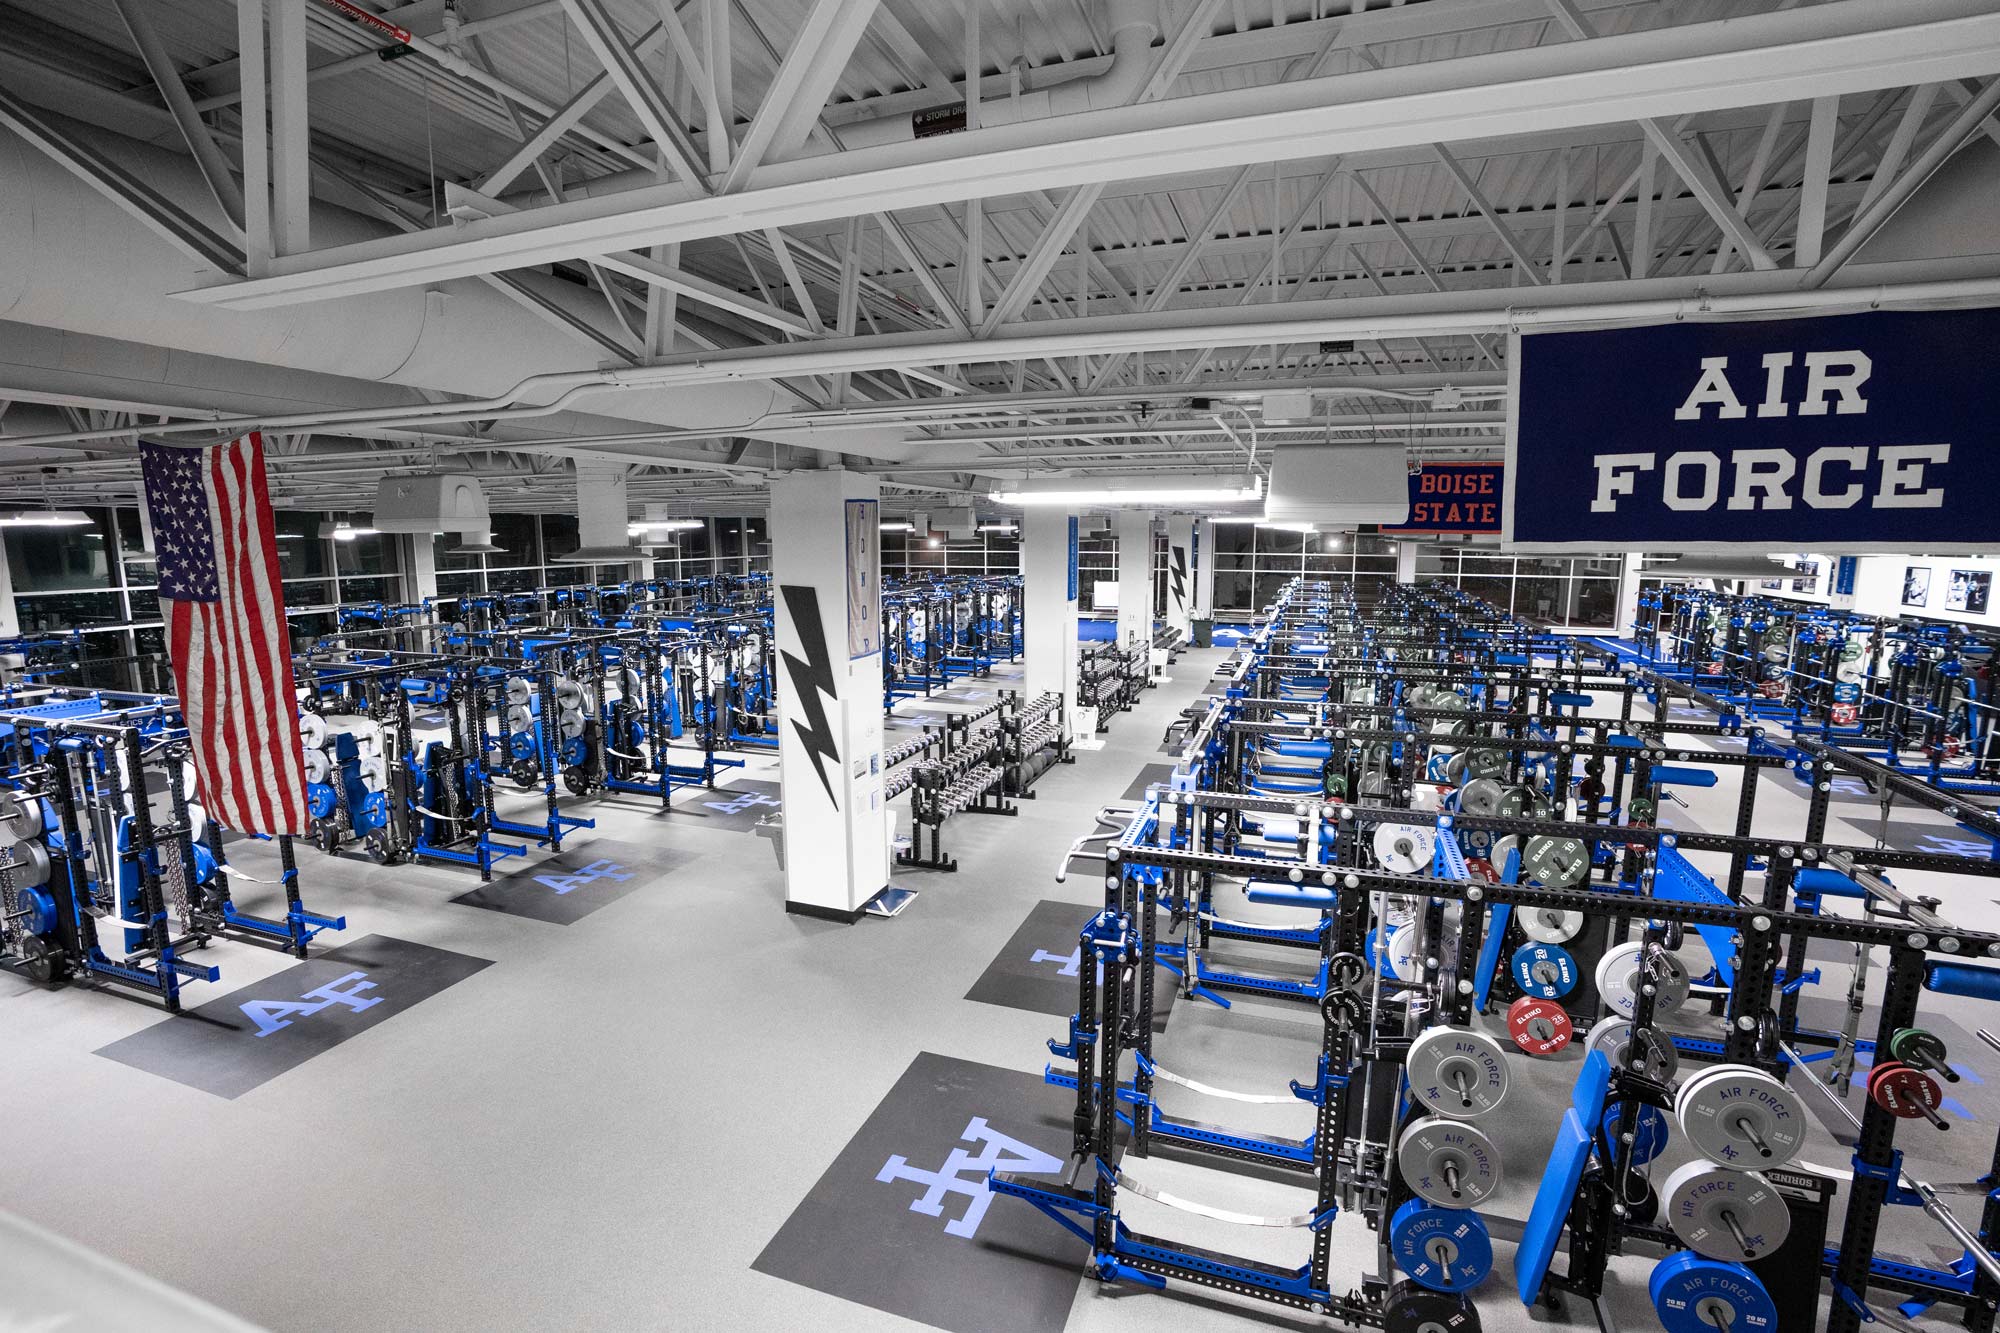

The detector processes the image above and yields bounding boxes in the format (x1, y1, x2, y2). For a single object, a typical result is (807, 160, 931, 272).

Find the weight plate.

(307, 782, 337, 819)
(1396, 1116, 1503, 1208)
(1888, 1027, 1954, 1078)
(1521, 835, 1590, 889)
(1386, 925, 1425, 983)
(1465, 748, 1507, 780)
(1595, 942, 1691, 1020)
(558, 709, 586, 740)
(0, 794, 41, 843)
(358, 757, 388, 792)
(1661, 1162, 1791, 1263)
(1407, 1026, 1510, 1118)
(303, 748, 330, 784)
(1457, 778, 1504, 819)
(0, 838, 50, 889)
(1868, 1062, 1944, 1121)
(1507, 996, 1573, 1055)
(13, 883, 55, 936)
(1602, 1101, 1671, 1165)
(1374, 822, 1437, 876)
(1519, 907, 1584, 945)
(1464, 858, 1498, 884)
(1487, 836, 1521, 878)
(1650, 1253, 1778, 1333)
(1443, 752, 1469, 786)
(1388, 1198, 1493, 1294)
(1509, 943, 1579, 1000)
(505, 704, 533, 732)
(1673, 1065, 1806, 1168)
(1384, 1278, 1481, 1333)
(298, 712, 328, 749)
(1494, 787, 1534, 819)
(554, 677, 587, 710)
(1583, 1017, 1679, 1081)
(504, 678, 533, 706)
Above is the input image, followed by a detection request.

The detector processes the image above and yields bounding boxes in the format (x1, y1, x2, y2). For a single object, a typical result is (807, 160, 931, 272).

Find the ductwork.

(502, 0, 1163, 209)
(0, 116, 912, 458)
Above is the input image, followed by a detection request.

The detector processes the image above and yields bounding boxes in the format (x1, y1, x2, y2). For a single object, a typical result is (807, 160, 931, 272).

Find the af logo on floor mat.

(877, 1116, 1064, 1239)
(754, 1052, 1088, 1333)
(95, 935, 491, 1099)
(450, 840, 692, 924)
(685, 779, 782, 830)
(965, 899, 1175, 1031)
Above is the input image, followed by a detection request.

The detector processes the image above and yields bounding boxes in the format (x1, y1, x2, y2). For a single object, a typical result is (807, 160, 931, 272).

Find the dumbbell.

(1868, 1061, 1950, 1131)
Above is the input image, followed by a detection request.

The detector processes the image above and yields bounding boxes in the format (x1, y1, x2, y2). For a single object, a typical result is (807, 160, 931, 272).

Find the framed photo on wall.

(1902, 566, 1931, 608)
(1947, 569, 1993, 615)
(1791, 560, 1819, 594)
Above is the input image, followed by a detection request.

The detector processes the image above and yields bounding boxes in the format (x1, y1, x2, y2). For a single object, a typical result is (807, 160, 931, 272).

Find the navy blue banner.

(1506, 308, 2000, 550)
(1383, 462, 1504, 533)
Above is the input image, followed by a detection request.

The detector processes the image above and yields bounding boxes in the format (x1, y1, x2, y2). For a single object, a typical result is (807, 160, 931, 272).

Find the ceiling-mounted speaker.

(372, 474, 490, 534)
(1077, 516, 1109, 536)
(934, 506, 975, 539)
(1265, 444, 1409, 526)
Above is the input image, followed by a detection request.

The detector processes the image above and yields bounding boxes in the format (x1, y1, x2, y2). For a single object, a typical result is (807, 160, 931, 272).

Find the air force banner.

(1504, 307, 2000, 552)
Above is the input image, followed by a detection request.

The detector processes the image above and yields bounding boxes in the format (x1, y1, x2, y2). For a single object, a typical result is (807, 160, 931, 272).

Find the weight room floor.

(3, 650, 1997, 1333)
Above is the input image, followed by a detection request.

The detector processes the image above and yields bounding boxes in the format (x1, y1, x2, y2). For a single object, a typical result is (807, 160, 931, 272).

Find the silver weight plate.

(298, 712, 328, 750)
(1397, 1115, 1503, 1208)
(1407, 1026, 1510, 1118)
(554, 677, 587, 710)
(303, 748, 331, 784)
(1488, 835, 1521, 877)
(1519, 906, 1584, 945)
(1496, 786, 1535, 818)
(1596, 942, 1644, 1019)
(1521, 835, 1590, 889)
(1674, 1066, 1806, 1168)
(0, 793, 42, 843)
(1374, 823, 1437, 876)
(1443, 752, 1468, 786)
(1584, 1016, 1679, 1081)
(1661, 1161, 1792, 1262)
(1386, 925, 1424, 982)
(1458, 778, 1506, 818)
(1465, 748, 1508, 780)
(0, 837, 51, 888)
(506, 704, 534, 733)
(505, 678, 534, 706)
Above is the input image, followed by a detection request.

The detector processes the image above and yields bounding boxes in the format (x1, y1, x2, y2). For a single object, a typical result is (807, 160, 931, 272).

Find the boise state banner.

(1504, 307, 2000, 551)
(1383, 462, 1503, 534)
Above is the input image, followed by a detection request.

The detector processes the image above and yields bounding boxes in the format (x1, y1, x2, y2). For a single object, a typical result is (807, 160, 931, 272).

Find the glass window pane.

(273, 512, 331, 579)
(542, 514, 579, 561)
(5, 508, 115, 591)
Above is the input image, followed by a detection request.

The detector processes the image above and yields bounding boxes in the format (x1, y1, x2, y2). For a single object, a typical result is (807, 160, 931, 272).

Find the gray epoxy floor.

(5, 653, 1998, 1333)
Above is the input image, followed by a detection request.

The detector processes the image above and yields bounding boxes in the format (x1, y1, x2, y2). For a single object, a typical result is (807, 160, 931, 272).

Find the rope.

(1113, 1167, 1317, 1227)
(217, 864, 283, 885)
(1149, 1062, 1300, 1105)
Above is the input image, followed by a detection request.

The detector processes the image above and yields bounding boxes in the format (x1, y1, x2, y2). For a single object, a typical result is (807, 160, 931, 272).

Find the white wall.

(1769, 552, 2000, 627)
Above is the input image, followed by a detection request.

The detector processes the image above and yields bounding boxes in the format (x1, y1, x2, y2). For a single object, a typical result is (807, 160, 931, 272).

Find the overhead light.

(455, 531, 507, 555)
(319, 520, 379, 542)
(0, 508, 91, 527)
(880, 520, 915, 532)
(627, 519, 703, 535)
(977, 522, 1018, 534)
(993, 477, 1264, 507)
(927, 537, 941, 548)
(1430, 386, 1465, 410)
(1256, 521, 1318, 534)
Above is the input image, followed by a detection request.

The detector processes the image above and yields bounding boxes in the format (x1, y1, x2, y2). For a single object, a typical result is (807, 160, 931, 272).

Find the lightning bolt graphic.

(779, 584, 841, 810)
(1170, 545, 1188, 609)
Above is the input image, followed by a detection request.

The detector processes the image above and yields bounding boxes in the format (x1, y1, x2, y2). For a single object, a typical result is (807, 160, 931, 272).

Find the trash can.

(1191, 617, 1213, 647)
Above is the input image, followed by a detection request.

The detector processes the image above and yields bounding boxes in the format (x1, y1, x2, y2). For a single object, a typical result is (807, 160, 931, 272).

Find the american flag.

(139, 434, 310, 836)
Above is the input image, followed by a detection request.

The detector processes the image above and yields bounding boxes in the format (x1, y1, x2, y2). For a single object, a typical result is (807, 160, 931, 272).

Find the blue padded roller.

(1794, 867, 1866, 899)
(1262, 740, 1333, 759)
(1649, 765, 1718, 789)
(1924, 961, 2000, 1001)
(1246, 883, 1335, 908)
(1549, 692, 1592, 708)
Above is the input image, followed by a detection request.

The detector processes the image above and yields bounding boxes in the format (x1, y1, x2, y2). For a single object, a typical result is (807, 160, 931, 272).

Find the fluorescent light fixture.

(0, 508, 91, 527)
(993, 477, 1264, 507)
(880, 520, 915, 532)
(977, 522, 1018, 534)
(1256, 521, 1318, 534)
(319, 520, 379, 542)
(627, 519, 703, 535)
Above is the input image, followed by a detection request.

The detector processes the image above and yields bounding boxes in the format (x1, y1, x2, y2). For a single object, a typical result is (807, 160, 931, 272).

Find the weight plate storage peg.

(1374, 822, 1437, 875)
(1660, 1162, 1792, 1263)
(1507, 996, 1573, 1055)
(1407, 1026, 1510, 1118)
(1510, 942, 1579, 999)
(1649, 1252, 1778, 1333)
(1388, 1198, 1494, 1294)
(1585, 1017, 1680, 1081)
(1521, 834, 1590, 888)
(1384, 1278, 1480, 1333)
(1396, 1116, 1503, 1208)
(1518, 906, 1584, 945)
(1673, 1066, 1806, 1167)
(1868, 1062, 1949, 1128)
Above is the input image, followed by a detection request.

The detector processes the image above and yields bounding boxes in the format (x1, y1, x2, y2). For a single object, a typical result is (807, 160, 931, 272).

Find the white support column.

(771, 471, 888, 922)
(1396, 540, 1418, 585)
(1194, 519, 1216, 619)
(574, 458, 640, 579)
(0, 534, 18, 638)
(1164, 514, 1196, 637)
(405, 534, 438, 604)
(1116, 510, 1153, 651)
(1617, 553, 1645, 636)
(268, 0, 310, 255)
(1022, 508, 1079, 737)
(234, 0, 272, 274)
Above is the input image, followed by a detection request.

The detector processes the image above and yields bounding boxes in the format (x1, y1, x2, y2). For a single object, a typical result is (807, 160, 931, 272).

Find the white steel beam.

(183, 0, 2000, 310)
(235, 0, 272, 273)
(1432, 144, 1545, 284)
(723, 0, 881, 190)
(474, 18, 672, 195)
(558, 0, 707, 187)
(1794, 95, 1841, 268)
(268, 0, 311, 255)
(111, 0, 246, 232)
